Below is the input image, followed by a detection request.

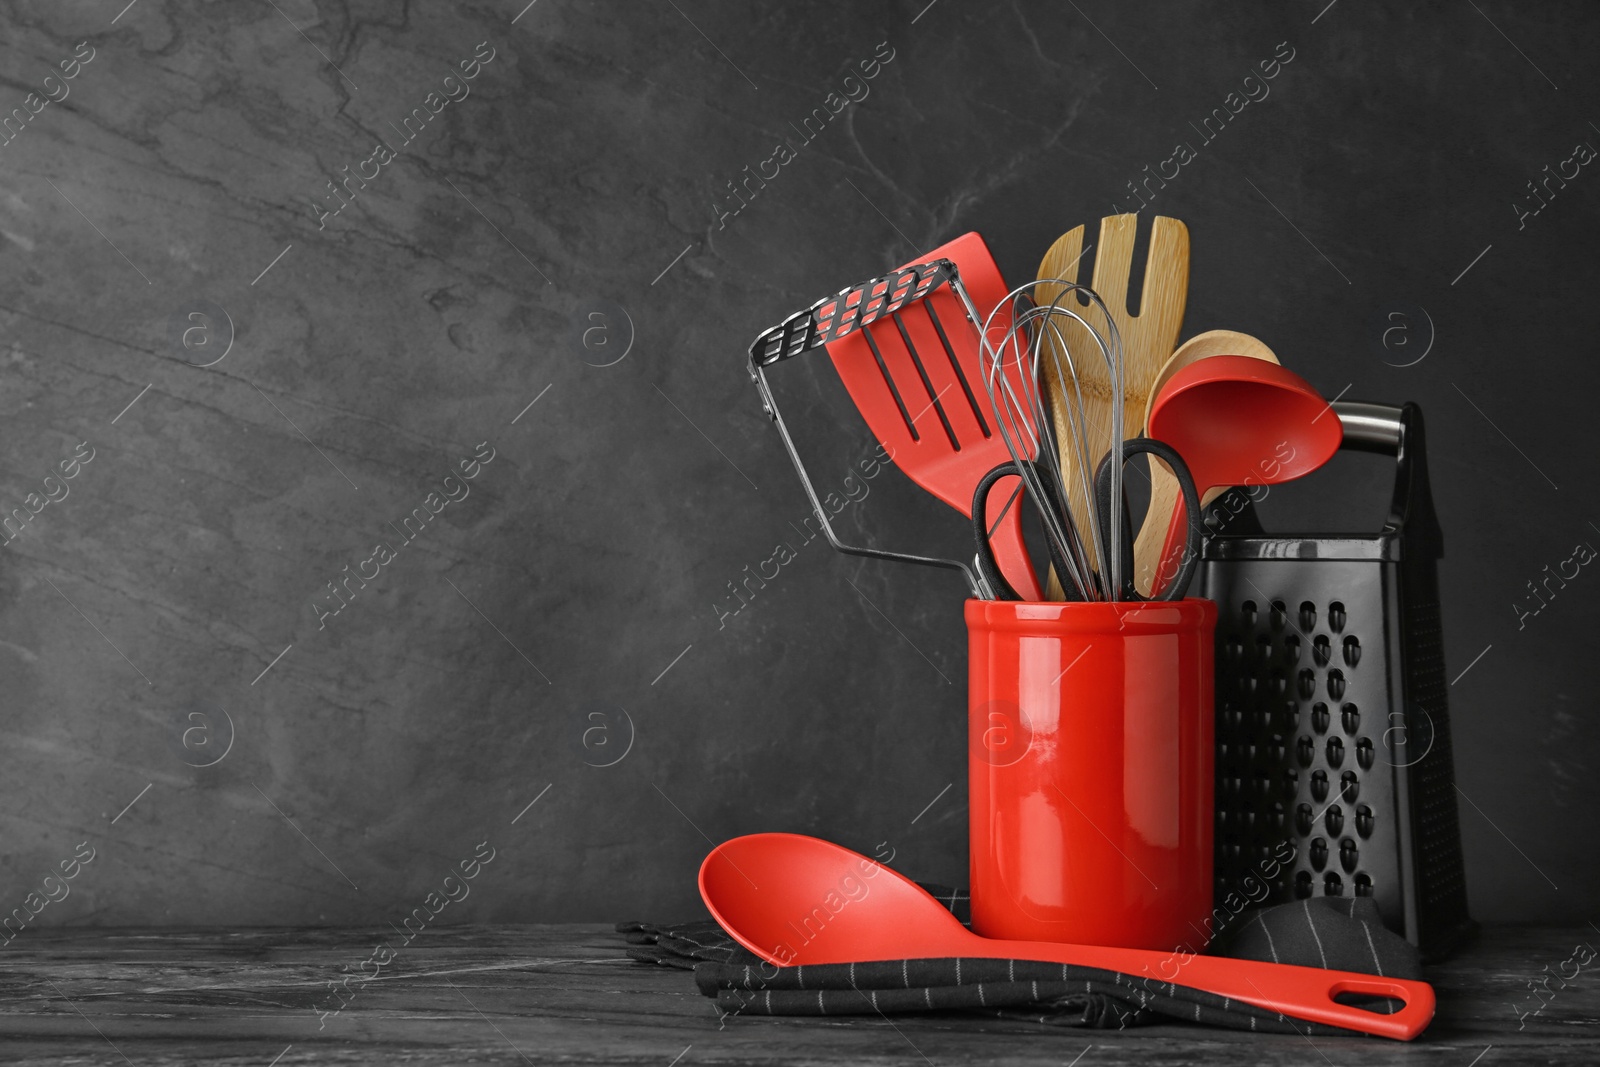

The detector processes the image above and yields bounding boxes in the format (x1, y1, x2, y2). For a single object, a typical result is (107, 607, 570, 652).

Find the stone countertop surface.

(0, 922, 1593, 1064)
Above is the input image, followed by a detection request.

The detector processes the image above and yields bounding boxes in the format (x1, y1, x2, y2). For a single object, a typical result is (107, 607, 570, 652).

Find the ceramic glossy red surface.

(966, 597, 1216, 951)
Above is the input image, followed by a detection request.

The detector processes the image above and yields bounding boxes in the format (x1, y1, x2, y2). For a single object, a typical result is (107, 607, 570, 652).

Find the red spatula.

(822, 233, 1039, 599)
(748, 233, 1041, 599)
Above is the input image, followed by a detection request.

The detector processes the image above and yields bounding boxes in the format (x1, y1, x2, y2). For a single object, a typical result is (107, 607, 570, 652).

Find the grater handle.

(1332, 400, 1443, 553)
(1332, 401, 1403, 451)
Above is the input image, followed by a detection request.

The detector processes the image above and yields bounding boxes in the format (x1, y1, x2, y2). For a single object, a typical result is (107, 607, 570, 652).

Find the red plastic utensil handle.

(983, 476, 1045, 601)
(1056, 951, 1435, 1041)
(836, 948, 1434, 1041)
(1154, 493, 1195, 593)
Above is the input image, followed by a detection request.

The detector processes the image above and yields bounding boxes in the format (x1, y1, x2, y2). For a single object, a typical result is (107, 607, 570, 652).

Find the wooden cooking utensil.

(1131, 330, 1279, 594)
(1035, 214, 1189, 596)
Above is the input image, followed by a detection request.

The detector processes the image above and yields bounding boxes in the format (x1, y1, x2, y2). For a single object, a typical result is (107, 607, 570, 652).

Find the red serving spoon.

(1146, 355, 1344, 586)
(700, 833, 1434, 1041)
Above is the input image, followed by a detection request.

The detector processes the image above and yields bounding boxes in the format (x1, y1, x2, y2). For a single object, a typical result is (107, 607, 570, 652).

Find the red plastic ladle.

(1146, 355, 1343, 581)
(699, 833, 1434, 1041)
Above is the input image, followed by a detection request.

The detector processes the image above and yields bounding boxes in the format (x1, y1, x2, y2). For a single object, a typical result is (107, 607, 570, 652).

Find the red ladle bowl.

(1147, 355, 1344, 576)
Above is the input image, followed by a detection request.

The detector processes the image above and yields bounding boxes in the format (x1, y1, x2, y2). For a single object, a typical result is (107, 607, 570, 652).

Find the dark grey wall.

(0, 0, 1594, 930)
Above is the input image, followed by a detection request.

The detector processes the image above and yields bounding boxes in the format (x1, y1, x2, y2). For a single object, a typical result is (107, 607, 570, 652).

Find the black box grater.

(1197, 400, 1476, 961)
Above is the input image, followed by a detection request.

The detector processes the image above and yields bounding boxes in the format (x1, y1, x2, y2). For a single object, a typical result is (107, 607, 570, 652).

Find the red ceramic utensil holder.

(967, 598, 1217, 951)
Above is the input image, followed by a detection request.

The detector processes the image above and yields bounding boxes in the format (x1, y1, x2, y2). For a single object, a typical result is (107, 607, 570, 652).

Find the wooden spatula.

(1131, 330, 1279, 594)
(1035, 215, 1189, 596)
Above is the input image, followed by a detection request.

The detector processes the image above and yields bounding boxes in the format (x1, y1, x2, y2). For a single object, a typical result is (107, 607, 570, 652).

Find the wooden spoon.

(1131, 330, 1279, 595)
(1035, 215, 1189, 597)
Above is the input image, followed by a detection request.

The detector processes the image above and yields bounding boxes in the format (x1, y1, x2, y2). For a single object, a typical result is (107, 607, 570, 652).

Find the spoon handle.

(978, 939, 1434, 1040)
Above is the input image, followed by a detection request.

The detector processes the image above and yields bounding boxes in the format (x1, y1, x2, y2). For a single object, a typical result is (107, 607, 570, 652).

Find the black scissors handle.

(971, 460, 1078, 602)
(1093, 438, 1203, 602)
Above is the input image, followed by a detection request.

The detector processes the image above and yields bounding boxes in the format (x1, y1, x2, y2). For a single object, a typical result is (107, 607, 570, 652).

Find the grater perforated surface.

(1214, 579, 1402, 923)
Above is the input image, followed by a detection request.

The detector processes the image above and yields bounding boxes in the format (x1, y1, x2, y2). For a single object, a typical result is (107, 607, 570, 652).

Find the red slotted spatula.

(820, 232, 1041, 599)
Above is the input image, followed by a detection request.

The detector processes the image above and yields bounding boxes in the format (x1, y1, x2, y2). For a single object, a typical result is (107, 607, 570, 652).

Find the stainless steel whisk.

(977, 281, 1127, 601)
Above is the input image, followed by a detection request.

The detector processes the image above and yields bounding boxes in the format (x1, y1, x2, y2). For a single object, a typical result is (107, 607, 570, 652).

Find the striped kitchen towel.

(619, 892, 1421, 1035)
